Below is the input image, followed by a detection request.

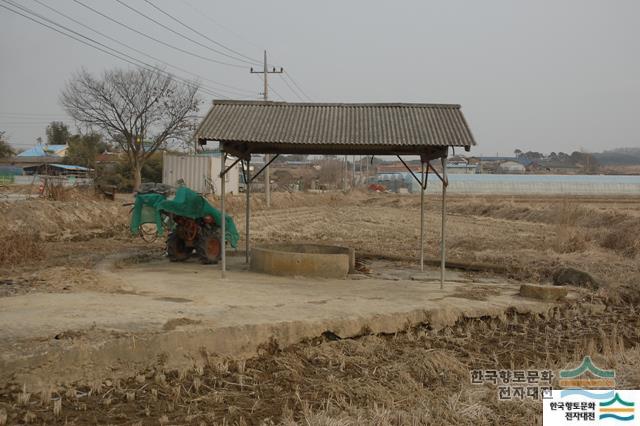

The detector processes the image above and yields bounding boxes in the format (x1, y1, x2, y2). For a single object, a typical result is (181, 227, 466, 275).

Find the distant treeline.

(592, 147, 640, 165)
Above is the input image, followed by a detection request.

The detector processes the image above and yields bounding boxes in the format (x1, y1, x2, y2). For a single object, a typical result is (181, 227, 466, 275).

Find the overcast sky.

(1, 0, 638, 155)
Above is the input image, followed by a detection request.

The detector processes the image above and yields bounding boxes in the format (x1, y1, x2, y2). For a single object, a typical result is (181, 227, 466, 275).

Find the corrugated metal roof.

(196, 101, 476, 150)
(17, 145, 66, 157)
(17, 146, 50, 157)
(49, 163, 92, 171)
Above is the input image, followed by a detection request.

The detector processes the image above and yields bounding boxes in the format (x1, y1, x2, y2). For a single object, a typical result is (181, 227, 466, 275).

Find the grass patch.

(0, 231, 45, 267)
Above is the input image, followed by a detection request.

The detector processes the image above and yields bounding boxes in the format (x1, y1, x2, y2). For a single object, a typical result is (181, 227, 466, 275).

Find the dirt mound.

(0, 199, 129, 242)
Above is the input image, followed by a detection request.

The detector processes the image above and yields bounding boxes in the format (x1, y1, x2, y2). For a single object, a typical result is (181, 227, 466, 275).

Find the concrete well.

(250, 244, 355, 278)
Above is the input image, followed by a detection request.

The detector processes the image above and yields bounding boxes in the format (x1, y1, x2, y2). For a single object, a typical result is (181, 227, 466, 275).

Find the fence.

(12, 175, 94, 187)
(408, 174, 640, 195)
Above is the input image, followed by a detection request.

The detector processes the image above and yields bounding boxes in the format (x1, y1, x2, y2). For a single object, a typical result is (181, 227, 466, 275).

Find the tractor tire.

(196, 227, 222, 264)
(167, 232, 191, 262)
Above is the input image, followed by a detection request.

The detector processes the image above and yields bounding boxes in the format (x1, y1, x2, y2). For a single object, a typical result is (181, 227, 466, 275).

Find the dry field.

(0, 190, 639, 424)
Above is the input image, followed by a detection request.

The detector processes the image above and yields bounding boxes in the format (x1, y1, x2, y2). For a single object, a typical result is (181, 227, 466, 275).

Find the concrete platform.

(0, 256, 563, 387)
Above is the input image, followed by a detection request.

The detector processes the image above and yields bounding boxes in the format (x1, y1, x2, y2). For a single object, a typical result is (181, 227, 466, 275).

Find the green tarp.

(130, 186, 239, 247)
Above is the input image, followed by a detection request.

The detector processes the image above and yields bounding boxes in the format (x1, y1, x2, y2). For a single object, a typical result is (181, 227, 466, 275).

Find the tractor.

(130, 184, 239, 264)
(166, 214, 221, 263)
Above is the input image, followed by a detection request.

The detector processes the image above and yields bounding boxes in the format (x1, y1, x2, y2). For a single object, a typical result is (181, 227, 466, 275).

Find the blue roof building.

(17, 144, 67, 157)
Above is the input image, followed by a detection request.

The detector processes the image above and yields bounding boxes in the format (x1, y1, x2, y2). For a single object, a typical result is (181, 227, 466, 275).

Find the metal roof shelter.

(196, 100, 477, 286)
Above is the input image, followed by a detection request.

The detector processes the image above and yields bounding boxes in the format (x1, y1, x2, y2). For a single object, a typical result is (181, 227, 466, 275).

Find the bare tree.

(61, 67, 200, 189)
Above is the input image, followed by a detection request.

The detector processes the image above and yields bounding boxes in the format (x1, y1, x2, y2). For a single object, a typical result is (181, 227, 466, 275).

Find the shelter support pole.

(397, 155, 422, 187)
(440, 156, 448, 289)
(245, 157, 251, 264)
(220, 154, 227, 278)
(265, 154, 271, 208)
(420, 161, 428, 272)
(250, 154, 279, 183)
(220, 157, 242, 178)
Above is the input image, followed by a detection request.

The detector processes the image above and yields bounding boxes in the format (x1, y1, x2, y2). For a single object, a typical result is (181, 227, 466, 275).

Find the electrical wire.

(1, 0, 226, 98)
(140, 0, 261, 66)
(71, 0, 245, 69)
(0, 112, 68, 118)
(176, 0, 313, 102)
(30, 0, 255, 98)
(278, 74, 304, 102)
(181, 0, 264, 52)
(114, 0, 255, 67)
(251, 74, 284, 101)
(267, 82, 285, 101)
(284, 71, 314, 102)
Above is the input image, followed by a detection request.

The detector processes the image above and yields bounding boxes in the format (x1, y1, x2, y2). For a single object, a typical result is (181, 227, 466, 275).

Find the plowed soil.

(1, 191, 639, 424)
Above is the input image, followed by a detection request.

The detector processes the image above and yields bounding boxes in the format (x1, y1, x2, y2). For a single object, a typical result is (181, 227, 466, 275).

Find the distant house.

(5, 144, 68, 168)
(474, 156, 531, 174)
(497, 160, 526, 174)
(23, 163, 92, 177)
(17, 144, 67, 158)
(447, 156, 478, 174)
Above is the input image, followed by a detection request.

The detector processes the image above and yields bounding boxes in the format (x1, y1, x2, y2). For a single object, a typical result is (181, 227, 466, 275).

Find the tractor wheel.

(196, 227, 221, 264)
(167, 232, 191, 261)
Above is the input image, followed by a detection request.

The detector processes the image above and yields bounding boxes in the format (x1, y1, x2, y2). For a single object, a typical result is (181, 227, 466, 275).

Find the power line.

(30, 0, 254, 98)
(284, 71, 314, 102)
(71, 0, 246, 69)
(1, 0, 226, 99)
(1, 123, 65, 128)
(176, 0, 313, 102)
(140, 0, 261, 66)
(0, 121, 64, 124)
(0, 112, 68, 117)
(0, 2, 152, 81)
(114, 0, 255, 67)
(278, 74, 304, 102)
(0, 119, 67, 123)
(182, 0, 264, 52)
(267, 82, 285, 101)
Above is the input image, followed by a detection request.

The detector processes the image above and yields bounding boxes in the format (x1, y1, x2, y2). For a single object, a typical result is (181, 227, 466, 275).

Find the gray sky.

(1, 0, 639, 155)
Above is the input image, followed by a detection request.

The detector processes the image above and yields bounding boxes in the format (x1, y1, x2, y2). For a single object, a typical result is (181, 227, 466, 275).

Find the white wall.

(162, 153, 239, 194)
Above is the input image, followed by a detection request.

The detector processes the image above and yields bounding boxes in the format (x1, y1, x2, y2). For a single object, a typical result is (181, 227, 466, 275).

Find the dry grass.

(0, 231, 45, 267)
(447, 197, 640, 259)
(1, 300, 638, 425)
(0, 198, 129, 242)
(0, 192, 639, 423)
(600, 227, 640, 258)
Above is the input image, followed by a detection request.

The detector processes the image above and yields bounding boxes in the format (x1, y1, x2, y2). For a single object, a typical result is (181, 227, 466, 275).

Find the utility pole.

(342, 156, 348, 191)
(250, 50, 282, 207)
(352, 155, 356, 188)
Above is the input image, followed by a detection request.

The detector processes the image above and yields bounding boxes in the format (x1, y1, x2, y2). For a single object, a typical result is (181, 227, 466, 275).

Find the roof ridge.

(212, 100, 461, 108)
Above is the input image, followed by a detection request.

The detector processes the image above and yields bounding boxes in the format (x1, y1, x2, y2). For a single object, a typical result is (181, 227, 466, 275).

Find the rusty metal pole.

(420, 161, 425, 272)
(220, 153, 226, 278)
(440, 156, 448, 289)
(245, 157, 251, 264)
